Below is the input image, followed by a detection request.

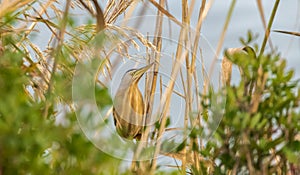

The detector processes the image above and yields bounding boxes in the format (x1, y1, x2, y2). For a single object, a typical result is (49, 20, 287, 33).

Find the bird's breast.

(113, 84, 145, 125)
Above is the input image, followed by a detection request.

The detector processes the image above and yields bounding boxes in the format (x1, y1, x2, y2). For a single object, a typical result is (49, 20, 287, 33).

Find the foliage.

(0, 1, 121, 174)
(0, 32, 121, 175)
(199, 45, 300, 174)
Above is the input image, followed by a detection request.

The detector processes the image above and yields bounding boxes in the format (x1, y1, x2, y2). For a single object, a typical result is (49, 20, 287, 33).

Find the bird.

(113, 63, 153, 140)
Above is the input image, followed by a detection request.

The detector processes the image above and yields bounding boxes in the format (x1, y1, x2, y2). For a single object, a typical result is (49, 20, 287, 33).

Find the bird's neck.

(116, 81, 138, 95)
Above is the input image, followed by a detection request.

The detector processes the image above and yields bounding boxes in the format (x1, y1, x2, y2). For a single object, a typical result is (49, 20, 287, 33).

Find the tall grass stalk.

(208, 0, 236, 79)
(259, 0, 280, 57)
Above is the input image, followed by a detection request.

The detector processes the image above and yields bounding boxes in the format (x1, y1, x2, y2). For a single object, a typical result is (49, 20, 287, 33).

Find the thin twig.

(148, 0, 183, 27)
(256, 0, 274, 51)
(182, 0, 190, 172)
(150, 33, 190, 175)
(191, 0, 206, 73)
(43, 0, 71, 118)
(208, 0, 236, 79)
(91, 0, 105, 32)
(259, 0, 280, 57)
(78, 0, 95, 16)
(147, 1, 165, 173)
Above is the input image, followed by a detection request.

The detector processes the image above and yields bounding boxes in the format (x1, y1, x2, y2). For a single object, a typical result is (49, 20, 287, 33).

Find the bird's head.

(122, 63, 154, 84)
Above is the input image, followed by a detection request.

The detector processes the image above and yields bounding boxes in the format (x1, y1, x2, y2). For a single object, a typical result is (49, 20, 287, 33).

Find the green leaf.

(256, 118, 268, 130)
(266, 137, 285, 150)
(284, 70, 294, 82)
(165, 117, 171, 127)
(176, 141, 186, 152)
(242, 113, 251, 129)
(250, 113, 261, 129)
(286, 141, 300, 151)
(202, 109, 209, 121)
(283, 147, 300, 163)
(95, 86, 112, 108)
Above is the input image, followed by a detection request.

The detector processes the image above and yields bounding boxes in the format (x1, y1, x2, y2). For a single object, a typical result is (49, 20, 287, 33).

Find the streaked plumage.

(113, 64, 153, 140)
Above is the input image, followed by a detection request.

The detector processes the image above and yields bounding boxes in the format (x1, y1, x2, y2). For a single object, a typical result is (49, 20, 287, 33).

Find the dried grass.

(0, 0, 35, 18)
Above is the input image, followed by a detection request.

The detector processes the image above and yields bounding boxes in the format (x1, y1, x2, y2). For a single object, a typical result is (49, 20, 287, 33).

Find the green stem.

(259, 0, 280, 57)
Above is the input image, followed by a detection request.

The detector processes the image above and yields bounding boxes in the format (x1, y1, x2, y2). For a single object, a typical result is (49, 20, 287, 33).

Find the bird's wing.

(129, 85, 144, 115)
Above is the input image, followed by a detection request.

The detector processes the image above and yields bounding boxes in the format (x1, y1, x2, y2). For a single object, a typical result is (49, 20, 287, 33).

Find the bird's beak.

(133, 63, 154, 80)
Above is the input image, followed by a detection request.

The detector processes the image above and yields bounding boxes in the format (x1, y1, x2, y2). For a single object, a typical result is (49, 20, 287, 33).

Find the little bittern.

(113, 63, 153, 140)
